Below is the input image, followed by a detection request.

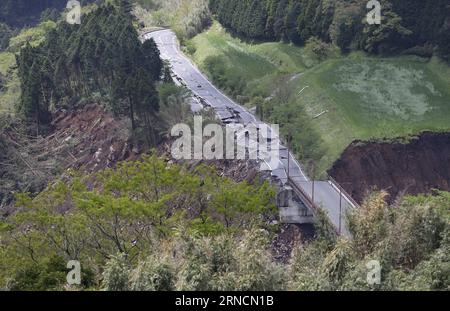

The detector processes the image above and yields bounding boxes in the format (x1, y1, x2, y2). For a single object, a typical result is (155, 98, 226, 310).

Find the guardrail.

(139, 27, 166, 40)
(288, 176, 342, 236)
(287, 177, 318, 214)
(327, 175, 360, 210)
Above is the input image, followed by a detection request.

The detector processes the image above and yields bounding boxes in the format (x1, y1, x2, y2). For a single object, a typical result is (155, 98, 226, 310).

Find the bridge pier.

(277, 185, 314, 224)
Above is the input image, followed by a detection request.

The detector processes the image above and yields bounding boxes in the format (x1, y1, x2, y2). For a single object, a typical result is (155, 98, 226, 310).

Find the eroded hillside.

(329, 132, 450, 204)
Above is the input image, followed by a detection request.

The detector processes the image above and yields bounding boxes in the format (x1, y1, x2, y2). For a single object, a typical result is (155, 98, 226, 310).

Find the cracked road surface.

(146, 29, 355, 237)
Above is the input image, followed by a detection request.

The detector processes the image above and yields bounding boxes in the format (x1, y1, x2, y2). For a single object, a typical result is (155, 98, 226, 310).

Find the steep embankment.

(0, 104, 139, 209)
(0, 102, 272, 210)
(329, 132, 450, 204)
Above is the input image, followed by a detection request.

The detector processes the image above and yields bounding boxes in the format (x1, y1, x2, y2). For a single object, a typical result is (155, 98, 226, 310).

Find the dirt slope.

(0, 104, 140, 209)
(49, 104, 140, 171)
(329, 132, 450, 204)
(1, 104, 268, 208)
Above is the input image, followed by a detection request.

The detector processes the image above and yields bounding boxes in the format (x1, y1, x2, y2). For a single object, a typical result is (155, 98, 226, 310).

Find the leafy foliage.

(290, 191, 450, 291)
(129, 255, 175, 291)
(263, 92, 326, 166)
(0, 164, 448, 290)
(102, 253, 131, 291)
(0, 155, 277, 290)
(102, 190, 450, 291)
(8, 21, 57, 53)
(102, 229, 285, 291)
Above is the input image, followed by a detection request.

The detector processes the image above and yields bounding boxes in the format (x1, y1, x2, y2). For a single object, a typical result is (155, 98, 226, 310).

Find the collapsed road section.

(145, 29, 356, 237)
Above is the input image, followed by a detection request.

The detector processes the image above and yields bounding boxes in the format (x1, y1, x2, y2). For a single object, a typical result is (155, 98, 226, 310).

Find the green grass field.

(188, 22, 450, 174)
(189, 23, 310, 76)
(298, 55, 450, 171)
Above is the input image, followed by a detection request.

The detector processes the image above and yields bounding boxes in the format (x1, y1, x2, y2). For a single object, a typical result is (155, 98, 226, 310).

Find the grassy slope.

(299, 55, 450, 170)
(188, 22, 450, 174)
(189, 22, 309, 82)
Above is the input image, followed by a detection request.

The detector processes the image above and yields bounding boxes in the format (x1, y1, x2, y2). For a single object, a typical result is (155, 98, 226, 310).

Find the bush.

(130, 257, 175, 291)
(267, 97, 326, 167)
(175, 229, 285, 291)
(8, 255, 67, 291)
(289, 191, 450, 291)
(347, 191, 390, 257)
(102, 254, 131, 291)
(289, 240, 332, 291)
(305, 37, 334, 62)
(184, 40, 197, 55)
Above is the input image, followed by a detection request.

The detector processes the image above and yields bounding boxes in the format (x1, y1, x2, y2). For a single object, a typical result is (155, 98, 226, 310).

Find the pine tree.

(115, 0, 133, 17)
(285, 1, 301, 44)
(142, 38, 163, 81)
(273, 0, 288, 41)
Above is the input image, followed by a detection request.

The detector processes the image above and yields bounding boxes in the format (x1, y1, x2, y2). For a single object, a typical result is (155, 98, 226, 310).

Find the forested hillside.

(16, 2, 163, 133)
(0, 1, 168, 208)
(209, 0, 450, 60)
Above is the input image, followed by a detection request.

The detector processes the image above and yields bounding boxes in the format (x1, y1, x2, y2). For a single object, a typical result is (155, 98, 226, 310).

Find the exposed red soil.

(329, 132, 450, 204)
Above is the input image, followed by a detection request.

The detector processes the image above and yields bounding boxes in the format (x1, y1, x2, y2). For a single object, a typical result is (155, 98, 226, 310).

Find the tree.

(362, 2, 413, 54)
(437, 15, 450, 61)
(272, 0, 288, 41)
(40, 8, 60, 23)
(142, 38, 163, 81)
(115, 0, 133, 17)
(0, 23, 12, 51)
(16, 3, 163, 136)
(1, 159, 449, 290)
(8, 255, 68, 291)
(209, 0, 449, 60)
(175, 229, 285, 291)
(16, 43, 51, 131)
